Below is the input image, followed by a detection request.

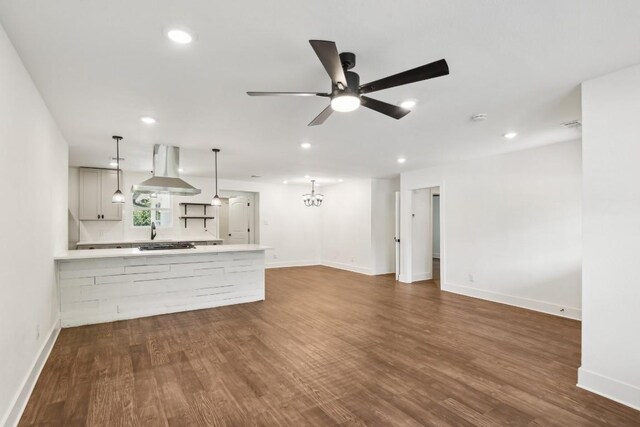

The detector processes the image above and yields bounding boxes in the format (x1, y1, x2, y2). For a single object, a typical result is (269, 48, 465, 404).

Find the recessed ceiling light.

(400, 100, 417, 110)
(304, 175, 310, 179)
(338, 178, 344, 182)
(300, 142, 311, 149)
(397, 158, 407, 164)
(140, 116, 156, 124)
(166, 28, 193, 44)
(283, 180, 288, 184)
(178, 168, 184, 172)
(503, 132, 518, 139)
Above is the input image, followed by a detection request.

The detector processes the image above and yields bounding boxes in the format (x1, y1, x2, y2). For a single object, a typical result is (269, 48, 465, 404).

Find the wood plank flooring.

(20, 266, 640, 426)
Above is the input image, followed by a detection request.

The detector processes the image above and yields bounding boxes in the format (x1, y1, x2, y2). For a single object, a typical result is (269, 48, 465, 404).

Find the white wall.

(0, 24, 68, 426)
(320, 179, 374, 274)
(401, 140, 582, 320)
(579, 64, 640, 410)
(319, 178, 399, 275)
(68, 170, 321, 268)
(371, 178, 400, 275)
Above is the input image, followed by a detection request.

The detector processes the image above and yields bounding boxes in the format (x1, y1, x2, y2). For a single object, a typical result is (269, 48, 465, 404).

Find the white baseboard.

(2, 320, 60, 427)
(266, 259, 319, 269)
(412, 272, 432, 282)
(578, 367, 640, 411)
(443, 282, 582, 320)
(320, 260, 373, 276)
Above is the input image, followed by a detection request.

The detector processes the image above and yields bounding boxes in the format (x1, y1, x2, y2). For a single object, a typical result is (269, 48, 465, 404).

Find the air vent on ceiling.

(561, 120, 582, 129)
(251, 175, 261, 178)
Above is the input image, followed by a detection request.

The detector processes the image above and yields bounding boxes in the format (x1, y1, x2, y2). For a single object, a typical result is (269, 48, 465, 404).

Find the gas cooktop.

(138, 242, 196, 251)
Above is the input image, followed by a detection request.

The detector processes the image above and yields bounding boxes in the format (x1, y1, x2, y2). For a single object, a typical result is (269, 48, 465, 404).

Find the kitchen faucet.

(151, 221, 157, 241)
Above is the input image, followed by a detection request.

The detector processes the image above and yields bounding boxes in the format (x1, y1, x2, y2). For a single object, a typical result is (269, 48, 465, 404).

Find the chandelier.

(302, 180, 323, 207)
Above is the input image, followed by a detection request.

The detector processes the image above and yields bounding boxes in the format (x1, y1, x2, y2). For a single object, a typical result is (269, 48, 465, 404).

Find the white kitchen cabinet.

(78, 168, 122, 221)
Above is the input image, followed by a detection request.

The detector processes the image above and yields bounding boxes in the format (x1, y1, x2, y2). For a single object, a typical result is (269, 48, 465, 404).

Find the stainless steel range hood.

(132, 145, 201, 196)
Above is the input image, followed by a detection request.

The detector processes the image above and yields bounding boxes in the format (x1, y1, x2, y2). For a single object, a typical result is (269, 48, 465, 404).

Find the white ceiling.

(1, 1, 639, 184)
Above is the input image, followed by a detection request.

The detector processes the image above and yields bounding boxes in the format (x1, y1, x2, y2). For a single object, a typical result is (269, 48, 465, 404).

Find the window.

(132, 192, 172, 227)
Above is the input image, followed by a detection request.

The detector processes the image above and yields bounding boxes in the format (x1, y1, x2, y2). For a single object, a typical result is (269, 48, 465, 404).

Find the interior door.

(100, 170, 122, 220)
(395, 191, 401, 280)
(228, 196, 250, 244)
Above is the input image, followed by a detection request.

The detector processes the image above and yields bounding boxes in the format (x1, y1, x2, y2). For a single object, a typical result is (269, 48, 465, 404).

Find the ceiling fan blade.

(308, 105, 333, 126)
(309, 40, 348, 87)
(359, 59, 449, 94)
(247, 91, 330, 97)
(360, 96, 411, 120)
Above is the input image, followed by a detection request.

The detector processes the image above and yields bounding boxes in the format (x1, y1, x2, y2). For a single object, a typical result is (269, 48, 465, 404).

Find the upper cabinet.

(79, 168, 123, 221)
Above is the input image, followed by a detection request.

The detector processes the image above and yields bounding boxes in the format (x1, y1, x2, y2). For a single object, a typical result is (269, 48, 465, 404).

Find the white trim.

(442, 282, 582, 320)
(2, 321, 60, 427)
(372, 268, 396, 276)
(266, 260, 319, 269)
(412, 272, 432, 282)
(578, 367, 640, 411)
(320, 260, 373, 275)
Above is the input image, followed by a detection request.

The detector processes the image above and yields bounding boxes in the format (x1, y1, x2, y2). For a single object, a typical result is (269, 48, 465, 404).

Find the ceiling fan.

(247, 40, 449, 126)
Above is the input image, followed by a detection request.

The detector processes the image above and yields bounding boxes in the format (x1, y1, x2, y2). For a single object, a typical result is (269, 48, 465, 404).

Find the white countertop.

(76, 237, 224, 246)
(55, 244, 271, 261)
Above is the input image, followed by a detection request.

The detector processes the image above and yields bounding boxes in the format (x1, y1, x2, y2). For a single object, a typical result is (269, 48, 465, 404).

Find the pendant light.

(211, 148, 222, 206)
(111, 136, 125, 203)
(302, 179, 323, 207)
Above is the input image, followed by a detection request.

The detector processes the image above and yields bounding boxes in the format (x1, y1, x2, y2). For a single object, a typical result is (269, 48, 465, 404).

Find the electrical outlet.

(468, 274, 474, 283)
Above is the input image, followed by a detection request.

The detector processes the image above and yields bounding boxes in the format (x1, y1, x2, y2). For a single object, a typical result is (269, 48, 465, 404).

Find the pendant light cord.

(215, 150, 218, 195)
(112, 136, 122, 191)
(116, 138, 120, 189)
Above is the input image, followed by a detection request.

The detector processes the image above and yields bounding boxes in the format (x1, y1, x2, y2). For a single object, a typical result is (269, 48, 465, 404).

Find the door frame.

(219, 190, 258, 244)
(400, 182, 445, 285)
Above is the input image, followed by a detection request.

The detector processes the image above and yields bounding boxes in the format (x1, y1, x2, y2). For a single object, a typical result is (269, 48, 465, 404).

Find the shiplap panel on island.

(55, 245, 268, 327)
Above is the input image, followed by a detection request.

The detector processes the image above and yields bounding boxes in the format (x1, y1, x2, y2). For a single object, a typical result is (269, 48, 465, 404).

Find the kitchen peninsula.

(55, 244, 269, 327)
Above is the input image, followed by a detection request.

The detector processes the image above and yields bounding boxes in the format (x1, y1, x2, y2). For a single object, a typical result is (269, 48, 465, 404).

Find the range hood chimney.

(131, 145, 201, 196)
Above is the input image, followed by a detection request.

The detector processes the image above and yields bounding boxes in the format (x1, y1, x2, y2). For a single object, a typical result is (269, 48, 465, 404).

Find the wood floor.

(20, 266, 640, 426)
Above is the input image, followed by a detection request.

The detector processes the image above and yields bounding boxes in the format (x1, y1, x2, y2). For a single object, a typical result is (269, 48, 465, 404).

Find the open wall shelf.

(179, 203, 220, 228)
(179, 216, 215, 228)
(179, 202, 214, 216)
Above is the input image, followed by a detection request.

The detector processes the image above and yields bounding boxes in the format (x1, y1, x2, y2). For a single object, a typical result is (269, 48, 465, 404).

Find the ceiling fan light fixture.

(400, 100, 417, 110)
(331, 94, 360, 112)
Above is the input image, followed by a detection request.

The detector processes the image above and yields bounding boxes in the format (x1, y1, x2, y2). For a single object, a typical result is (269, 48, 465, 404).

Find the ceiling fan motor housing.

(333, 70, 360, 97)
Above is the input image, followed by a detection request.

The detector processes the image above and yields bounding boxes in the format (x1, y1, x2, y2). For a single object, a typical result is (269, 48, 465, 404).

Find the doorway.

(431, 191, 441, 287)
(217, 191, 258, 244)
(409, 186, 441, 285)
